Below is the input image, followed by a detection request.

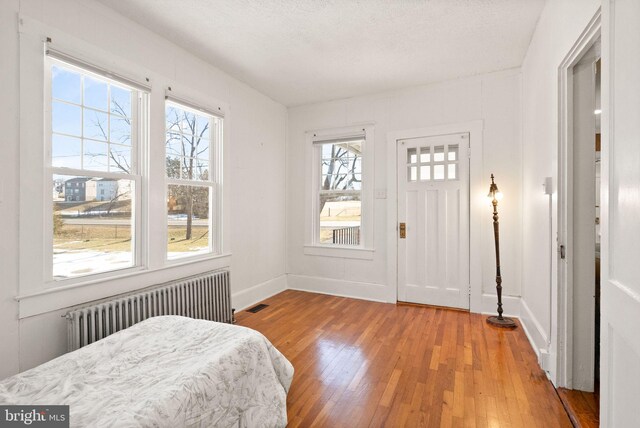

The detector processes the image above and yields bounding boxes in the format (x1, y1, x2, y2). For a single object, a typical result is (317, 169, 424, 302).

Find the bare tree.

(166, 107, 210, 240)
(319, 144, 361, 213)
(83, 101, 133, 215)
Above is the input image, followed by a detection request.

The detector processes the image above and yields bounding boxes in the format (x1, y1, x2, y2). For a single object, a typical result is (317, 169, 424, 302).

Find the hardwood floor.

(557, 388, 599, 427)
(236, 290, 572, 427)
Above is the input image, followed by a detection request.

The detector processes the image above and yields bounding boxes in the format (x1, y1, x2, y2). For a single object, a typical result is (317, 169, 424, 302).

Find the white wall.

(0, 0, 22, 379)
(519, 0, 600, 378)
(287, 69, 523, 310)
(0, 0, 287, 377)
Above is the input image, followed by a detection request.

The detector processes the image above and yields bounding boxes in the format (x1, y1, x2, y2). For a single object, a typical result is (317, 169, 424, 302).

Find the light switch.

(375, 189, 387, 199)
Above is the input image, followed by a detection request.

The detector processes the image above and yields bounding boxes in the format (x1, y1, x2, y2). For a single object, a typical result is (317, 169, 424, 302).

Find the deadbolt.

(399, 222, 406, 239)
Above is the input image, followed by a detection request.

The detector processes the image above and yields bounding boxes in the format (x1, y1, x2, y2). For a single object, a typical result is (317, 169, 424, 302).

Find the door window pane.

(433, 146, 445, 162)
(448, 164, 457, 180)
(434, 164, 445, 180)
(448, 145, 458, 161)
(407, 148, 417, 164)
(420, 165, 431, 181)
(420, 147, 431, 163)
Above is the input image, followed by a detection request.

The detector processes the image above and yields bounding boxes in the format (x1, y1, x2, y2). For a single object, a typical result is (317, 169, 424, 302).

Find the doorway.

(557, 28, 601, 426)
(396, 132, 470, 310)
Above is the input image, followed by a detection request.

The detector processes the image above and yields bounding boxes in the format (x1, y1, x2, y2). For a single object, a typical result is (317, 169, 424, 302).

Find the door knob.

(399, 222, 406, 239)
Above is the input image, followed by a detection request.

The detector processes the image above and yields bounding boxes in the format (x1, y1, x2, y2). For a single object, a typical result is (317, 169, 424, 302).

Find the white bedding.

(0, 316, 294, 428)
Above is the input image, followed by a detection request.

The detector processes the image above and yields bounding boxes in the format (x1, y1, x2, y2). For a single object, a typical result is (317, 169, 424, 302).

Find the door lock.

(399, 223, 406, 239)
(559, 245, 566, 259)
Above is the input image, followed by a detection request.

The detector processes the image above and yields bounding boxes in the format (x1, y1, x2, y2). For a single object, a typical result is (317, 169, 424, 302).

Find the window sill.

(16, 253, 232, 318)
(303, 245, 375, 260)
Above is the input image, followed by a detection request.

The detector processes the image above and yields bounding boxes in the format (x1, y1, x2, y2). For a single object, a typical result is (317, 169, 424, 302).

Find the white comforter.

(0, 316, 294, 428)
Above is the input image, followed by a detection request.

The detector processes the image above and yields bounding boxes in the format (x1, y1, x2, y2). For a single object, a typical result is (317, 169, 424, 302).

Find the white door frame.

(386, 121, 484, 312)
(556, 9, 601, 389)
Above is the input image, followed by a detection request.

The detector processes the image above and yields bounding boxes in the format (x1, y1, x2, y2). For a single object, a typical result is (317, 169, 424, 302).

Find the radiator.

(65, 270, 232, 351)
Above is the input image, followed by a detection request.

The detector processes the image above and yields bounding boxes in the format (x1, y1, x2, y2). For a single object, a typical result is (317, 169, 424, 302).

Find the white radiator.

(65, 270, 232, 351)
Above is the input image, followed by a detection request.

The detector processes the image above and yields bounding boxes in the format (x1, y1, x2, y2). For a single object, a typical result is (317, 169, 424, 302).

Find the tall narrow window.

(49, 58, 145, 280)
(315, 138, 363, 246)
(165, 100, 221, 260)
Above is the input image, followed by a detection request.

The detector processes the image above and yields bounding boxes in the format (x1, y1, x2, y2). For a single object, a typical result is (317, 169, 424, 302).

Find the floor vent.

(247, 304, 269, 313)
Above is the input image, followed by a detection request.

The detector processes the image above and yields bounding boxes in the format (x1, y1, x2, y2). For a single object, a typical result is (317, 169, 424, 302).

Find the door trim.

(386, 121, 484, 312)
(556, 9, 601, 389)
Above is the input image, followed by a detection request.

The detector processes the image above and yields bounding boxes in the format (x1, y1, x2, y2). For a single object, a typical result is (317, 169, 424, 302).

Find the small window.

(315, 137, 363, 246)
(408, 143, 460, 182)
(49, 58, 145, 280)
(165, 100, 222, 260)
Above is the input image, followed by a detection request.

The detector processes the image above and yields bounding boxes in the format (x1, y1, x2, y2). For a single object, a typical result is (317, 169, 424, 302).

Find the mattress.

(0, 316, 294, 428)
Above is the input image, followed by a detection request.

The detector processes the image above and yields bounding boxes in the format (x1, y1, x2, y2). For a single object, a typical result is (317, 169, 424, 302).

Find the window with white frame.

(48, 56, 146, 280)
(313, 136, 364, 246)
(165, 100, 222, 260)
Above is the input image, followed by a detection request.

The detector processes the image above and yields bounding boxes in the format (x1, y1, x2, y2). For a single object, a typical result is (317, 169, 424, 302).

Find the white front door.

(397, 132, 470, 309)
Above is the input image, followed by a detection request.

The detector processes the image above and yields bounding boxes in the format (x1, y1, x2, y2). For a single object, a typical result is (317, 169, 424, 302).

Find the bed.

(0, 316, 294, 427)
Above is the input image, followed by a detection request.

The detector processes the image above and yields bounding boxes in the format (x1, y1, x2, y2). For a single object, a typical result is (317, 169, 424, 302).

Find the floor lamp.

(486, 174, 517, 329)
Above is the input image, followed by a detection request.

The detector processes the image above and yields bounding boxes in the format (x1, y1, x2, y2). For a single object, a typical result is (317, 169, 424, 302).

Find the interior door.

(600, 1, 640, 425)
(397, 133, 470, 309)
(571, 46, 598, 392)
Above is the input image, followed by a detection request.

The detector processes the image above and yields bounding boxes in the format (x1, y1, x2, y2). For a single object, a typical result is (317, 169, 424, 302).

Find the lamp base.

(486, 316, 517, 329)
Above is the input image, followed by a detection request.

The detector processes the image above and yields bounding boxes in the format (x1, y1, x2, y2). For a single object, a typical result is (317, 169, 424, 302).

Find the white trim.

(386, 120, 484, 311)
(232, 275, 288, 312)
(17, 255, 232, 318)
(519, 298, 554, 372)
(303, 245, 375, 260)
(288, 274, 388, 303)
(304, 123, 375, 251)
(556, 9, 601, 389)
(479, 293, 521, 317)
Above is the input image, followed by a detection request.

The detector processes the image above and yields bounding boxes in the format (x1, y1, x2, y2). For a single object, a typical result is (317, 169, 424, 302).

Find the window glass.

(53, 175, 134, 279)
(49, 60, 140, 280)
(318, 139, 363, 246)
(165, 102, 219, 260)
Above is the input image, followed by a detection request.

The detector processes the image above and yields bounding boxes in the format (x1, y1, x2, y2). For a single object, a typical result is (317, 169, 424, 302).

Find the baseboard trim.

(232, 275, 287, 312)
(287, 274, 388, 304)
(519, 298, 552, 372)
(480, 293, 521, 318)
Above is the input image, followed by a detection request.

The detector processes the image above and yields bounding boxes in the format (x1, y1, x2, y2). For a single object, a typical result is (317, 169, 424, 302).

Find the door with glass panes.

(397, 133, 470, 309)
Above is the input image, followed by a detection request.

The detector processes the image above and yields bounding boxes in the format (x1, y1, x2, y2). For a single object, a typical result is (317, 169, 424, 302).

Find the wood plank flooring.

(236, 290, 572, 427)
(557, 388, 599, 427)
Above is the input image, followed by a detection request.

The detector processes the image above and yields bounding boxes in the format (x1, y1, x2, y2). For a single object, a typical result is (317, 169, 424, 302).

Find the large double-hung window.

(165, 100, 222, 260)
(48, 54, 146, 280)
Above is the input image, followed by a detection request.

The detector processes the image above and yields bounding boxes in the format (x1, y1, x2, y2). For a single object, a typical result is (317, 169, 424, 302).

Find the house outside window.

(48, 55, 146, 280)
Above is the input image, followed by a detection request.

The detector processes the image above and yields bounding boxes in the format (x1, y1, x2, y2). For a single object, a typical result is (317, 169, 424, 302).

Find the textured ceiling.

(96, 0, 545, 106)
